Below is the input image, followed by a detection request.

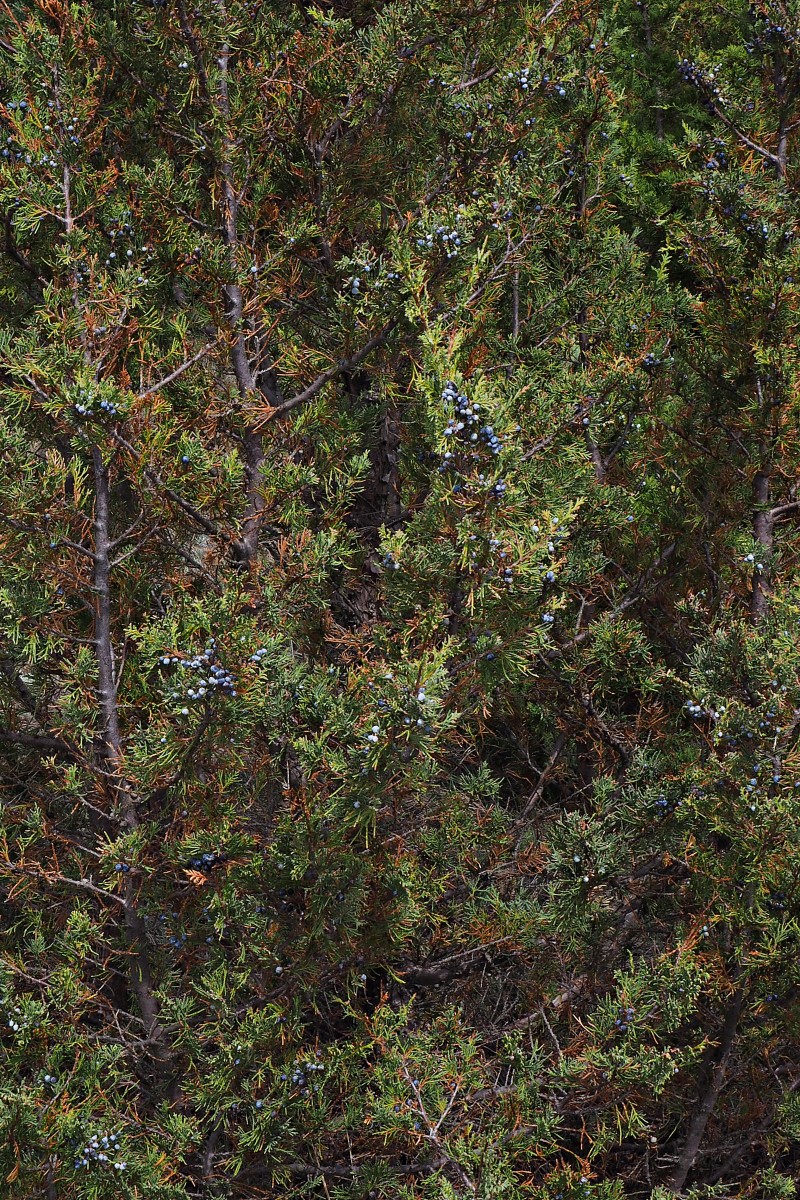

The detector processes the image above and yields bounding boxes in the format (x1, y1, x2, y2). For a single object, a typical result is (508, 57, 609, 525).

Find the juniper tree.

(0, 1, 798, 1199)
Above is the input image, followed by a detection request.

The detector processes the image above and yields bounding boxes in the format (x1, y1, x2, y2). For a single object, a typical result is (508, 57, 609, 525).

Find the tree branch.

(137, 343, 214, 399)
(667, 984, 746, 1192)
(260, 317, 400, 423)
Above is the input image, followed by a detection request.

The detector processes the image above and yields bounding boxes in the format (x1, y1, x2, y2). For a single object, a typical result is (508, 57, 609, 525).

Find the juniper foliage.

(0, 1, 798, 1197)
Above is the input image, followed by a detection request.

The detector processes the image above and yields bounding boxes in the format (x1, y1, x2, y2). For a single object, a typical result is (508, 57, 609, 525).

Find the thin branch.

(769, 499, 800, 521)
(705, 98, 784, 176)
(137, 343, 214, 399)
(544, 542, 677, 660)
(263, 317, 400, 423)
(515, 732, 568, 824)
(667, 985, 746, 1192)
(111, 432, 220, 537)
(3, 861, 127, 907)
(402, 1066, 477, 1194)
(0, 730, 80, 759)
(454, 65, 499, 91)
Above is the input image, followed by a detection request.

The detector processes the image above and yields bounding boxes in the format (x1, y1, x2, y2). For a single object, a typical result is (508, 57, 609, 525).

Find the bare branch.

(137, 343, 215, 399)
(0, 730, 80, 759)
(3, 861, 127, 907)
(769, 499, 800, 521)
(516, 732, 568, 822)
(264, 317, 400, 423)
(454, 65, 499, 91)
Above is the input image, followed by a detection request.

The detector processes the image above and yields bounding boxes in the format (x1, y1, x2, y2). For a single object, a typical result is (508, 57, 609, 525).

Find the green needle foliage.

(0, 0, 798, 1196)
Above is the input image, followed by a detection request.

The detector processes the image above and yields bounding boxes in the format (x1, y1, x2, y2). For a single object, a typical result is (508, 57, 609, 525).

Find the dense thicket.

(0, 1, 799, 1196)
